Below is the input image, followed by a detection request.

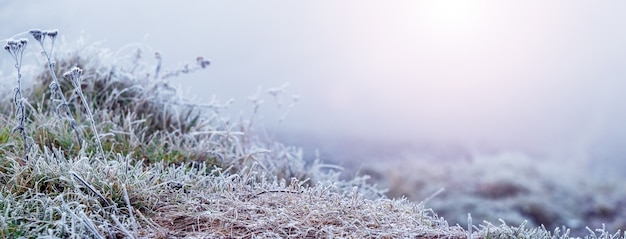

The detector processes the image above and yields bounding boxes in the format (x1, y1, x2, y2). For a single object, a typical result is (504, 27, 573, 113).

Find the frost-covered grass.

(0, 29, 624, 238)
(359, 145, 626, 238)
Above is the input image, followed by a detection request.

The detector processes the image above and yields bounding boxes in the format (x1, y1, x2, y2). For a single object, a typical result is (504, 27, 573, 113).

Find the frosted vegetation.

(0, 29, 624, 238)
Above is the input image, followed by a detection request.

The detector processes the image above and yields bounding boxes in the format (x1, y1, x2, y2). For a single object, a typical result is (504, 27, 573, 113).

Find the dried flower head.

(197, 56, 210, 68)
(4, 38, 28, 61)
(45, 29, 58, 38)
(63, 67, 83, 81)
(29, 29, 44, 42)
(5, 39, 26, 50)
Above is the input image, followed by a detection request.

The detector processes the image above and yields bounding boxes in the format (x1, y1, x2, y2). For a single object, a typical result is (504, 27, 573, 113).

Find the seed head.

(29, 29, 44, 42)
(6, 40, 18, 48)
(196, 56, 210, 68)
(45, 29, 58, 38)
(63, 67, 83, 80)
(4, 39, 28, 59)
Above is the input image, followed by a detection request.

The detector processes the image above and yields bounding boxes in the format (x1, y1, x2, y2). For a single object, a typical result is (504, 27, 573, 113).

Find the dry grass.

(144, 166, 466, 238)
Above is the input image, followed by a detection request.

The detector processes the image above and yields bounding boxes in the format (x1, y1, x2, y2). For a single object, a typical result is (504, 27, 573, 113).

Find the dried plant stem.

(4, 38, 34, 161)
(29, 29, 83, 150)
(64, 67, 105, 159)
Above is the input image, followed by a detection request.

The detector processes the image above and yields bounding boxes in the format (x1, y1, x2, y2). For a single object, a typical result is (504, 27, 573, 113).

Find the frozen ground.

(278, 131, 626, 237)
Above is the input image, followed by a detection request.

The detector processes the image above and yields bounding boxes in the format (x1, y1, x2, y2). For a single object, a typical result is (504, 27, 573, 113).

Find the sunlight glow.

(416, 1, 484, 35)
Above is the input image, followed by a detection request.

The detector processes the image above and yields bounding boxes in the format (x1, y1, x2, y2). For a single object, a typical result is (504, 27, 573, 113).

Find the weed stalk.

(4, 38, 34, 161)
(64, 67, 105, 159)
(29, 29, 83, 150)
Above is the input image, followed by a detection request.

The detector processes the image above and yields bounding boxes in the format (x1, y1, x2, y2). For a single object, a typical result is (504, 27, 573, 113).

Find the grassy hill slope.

(0, 30, 623, 239)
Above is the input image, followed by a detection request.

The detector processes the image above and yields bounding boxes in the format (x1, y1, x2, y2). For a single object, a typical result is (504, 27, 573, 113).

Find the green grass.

(0, 29, 624, 238)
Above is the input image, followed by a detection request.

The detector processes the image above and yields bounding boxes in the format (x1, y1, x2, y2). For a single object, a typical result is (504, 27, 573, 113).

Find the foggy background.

(2, 1, 626, 176)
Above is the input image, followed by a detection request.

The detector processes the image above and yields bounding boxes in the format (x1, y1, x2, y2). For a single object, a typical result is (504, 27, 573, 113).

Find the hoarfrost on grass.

(0, 29, 624, 238)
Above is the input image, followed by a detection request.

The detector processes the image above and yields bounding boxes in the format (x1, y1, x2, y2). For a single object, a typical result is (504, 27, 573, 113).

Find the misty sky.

(2, 1, 626, 163)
